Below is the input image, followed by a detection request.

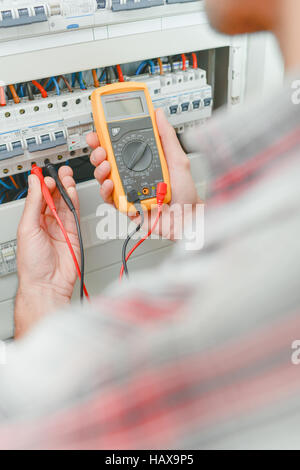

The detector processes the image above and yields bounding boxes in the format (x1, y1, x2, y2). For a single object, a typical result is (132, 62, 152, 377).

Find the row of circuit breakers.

(0, 0, 198, 30)
(0, 62, 213, 177)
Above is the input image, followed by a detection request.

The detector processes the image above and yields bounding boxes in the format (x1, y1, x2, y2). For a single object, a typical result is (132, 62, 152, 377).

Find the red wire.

(192, 52, 198, 69)
(181, 54, 187, 71)
(32, 80, 48, 98)
(53, 211, 89, 300)
(0, 86, 6, 106)
(119, 207, 162, 281)
(116, 64, 124, 82)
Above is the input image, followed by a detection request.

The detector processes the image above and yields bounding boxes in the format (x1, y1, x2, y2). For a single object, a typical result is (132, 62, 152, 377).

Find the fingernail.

(28, 174, 33, 187)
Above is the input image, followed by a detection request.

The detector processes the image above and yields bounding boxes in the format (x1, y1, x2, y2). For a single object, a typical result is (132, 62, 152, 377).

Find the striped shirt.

(1, 74, 300, 450)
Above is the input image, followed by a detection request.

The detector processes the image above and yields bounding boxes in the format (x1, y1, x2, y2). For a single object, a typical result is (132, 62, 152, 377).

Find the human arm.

(14, 166, 80, 339)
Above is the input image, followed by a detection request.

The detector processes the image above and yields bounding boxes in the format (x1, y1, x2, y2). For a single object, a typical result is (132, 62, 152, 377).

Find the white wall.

(246, 32, 284, 99)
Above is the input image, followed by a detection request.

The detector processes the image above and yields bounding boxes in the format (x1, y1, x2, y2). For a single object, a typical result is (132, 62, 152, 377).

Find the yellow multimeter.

(91, 82, 171, 214)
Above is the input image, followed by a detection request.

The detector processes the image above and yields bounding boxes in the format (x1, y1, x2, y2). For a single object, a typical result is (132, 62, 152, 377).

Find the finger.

(60, 175, 76, 191)
(94, 160, 111, 185)
(90, 147, 106, 167)
(60, 174, 80, 213)
(41, 176, 57, 214)
(54, 172, 80, 232)
(20, 174, 44, 232)
(100, 179, 114, 204)
(155, 108, 188, 168)
(44, 176, 56, 193)
(86, 132, 100, 149)
(58, 165, 73, 179)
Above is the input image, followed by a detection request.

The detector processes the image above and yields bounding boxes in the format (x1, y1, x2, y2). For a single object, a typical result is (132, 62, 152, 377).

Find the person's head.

(205, 0, 279, 35)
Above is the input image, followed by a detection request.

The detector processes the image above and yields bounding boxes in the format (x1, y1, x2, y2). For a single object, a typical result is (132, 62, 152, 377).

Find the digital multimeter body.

(91, 82, 171, 213)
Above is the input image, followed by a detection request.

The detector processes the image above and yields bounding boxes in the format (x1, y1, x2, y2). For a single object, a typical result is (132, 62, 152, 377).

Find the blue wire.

(45, 79, 52, 91)
(136, 61, 148, 75)
(71, 73, 76, 88)
(18, 84, 24, 98)
(71, 72, 85, 89)
(0, 193, 6, 204)
(17, 189, 27, 200)
(78, 72, 86, 90)
(136, 60, 155, 75)
(45, 77, 60, 95)
(51, 77, 60, 96)
(99, 70, 106, 82)
(0, 179, 13, 190)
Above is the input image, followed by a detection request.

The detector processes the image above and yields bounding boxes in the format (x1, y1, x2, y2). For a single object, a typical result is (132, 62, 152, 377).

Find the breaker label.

(61, 0, 96, 17)
(0, 240, 17, 277)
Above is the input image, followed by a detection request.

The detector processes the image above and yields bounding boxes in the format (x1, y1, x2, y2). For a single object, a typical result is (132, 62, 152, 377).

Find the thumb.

(155, 108, 187, 168)
(21, 174, 44, 230)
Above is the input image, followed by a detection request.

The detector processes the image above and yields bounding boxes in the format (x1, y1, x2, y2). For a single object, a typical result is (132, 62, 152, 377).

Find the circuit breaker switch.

(54, 130, 67, 146)
(204, 98, 212, 107)
(96, 0, 107, 8)
(192, 99, 201, 109)
(0, 141, 24, 160)
(41, 134, 51, 144)
(34, 6, 48, 20)
(0, 144, 8, 160)
(169, 105, 178, 115)
(26, 137, 37, 152)
(181, 102, 190, 112)
(18, 8, 30, 20)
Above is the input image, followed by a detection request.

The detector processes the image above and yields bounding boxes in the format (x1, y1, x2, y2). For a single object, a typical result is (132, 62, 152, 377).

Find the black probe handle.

(46, 163, 75, 213)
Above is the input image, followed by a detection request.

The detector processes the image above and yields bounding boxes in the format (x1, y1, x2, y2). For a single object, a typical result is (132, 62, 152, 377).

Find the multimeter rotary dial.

(122, 140, 153, 172)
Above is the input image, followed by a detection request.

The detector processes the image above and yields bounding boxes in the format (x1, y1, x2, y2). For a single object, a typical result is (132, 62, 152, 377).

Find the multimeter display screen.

(106, 97, 144, 118)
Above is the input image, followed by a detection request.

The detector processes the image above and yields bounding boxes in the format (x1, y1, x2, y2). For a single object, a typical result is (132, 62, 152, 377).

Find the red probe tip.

(156, 182, 168, 205)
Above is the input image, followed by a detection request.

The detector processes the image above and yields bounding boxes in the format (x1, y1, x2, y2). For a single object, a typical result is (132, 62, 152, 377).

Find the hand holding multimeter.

(91, 82, 171, 214)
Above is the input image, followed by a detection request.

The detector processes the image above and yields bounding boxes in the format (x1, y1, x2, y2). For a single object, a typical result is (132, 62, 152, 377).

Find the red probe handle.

(31, 165, 56, 212)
